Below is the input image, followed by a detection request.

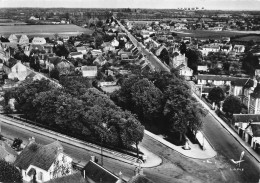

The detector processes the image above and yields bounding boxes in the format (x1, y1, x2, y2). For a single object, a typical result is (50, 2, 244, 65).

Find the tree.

(54, 45, 69, 57)
(207, 87, 225, 107)
(10, 79, 55, 119)
(12, 138, 23, 149)
(185, 48, 202, 73)
(158, 48, 170, 65)
(179, 42, 187, 55)
(50, 68, 60, 80)
(223, 95, 242, 117)
(129, 78, 164, 123)
(59, 76, 91, 96)
(242, 52, 259, 76)
(0, 159, 22, 183)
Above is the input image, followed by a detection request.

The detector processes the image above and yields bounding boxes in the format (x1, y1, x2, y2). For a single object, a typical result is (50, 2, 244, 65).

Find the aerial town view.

(1, 0, 260, 182)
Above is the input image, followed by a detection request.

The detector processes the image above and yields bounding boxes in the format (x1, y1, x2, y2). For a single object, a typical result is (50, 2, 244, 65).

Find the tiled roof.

(83, 161, 120, 183)
(15, 141, 63, 171)
(45, 172, 87, 183)
(251, 124, 260, 137)
(81, 66, 97, 71)
(232, 114, 260, 123)
(70, 52, 83, 56)
(128, 175, 155, 183)
(231, 78, 254, 87)
(197, 74, 238, 82)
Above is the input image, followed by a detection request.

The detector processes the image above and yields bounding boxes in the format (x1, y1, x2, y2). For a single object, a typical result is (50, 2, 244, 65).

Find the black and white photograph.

(1, 0, 260, 182)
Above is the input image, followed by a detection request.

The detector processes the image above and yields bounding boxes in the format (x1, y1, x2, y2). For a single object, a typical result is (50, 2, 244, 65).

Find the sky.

(1, 0, 260, 10)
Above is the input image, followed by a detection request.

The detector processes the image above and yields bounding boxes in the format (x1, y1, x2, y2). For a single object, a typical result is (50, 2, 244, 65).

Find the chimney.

(83, 170, 85, 178)
(28, 137, 35, 145)
(118, 171, 123, 181)
(91, 156, 95, 162)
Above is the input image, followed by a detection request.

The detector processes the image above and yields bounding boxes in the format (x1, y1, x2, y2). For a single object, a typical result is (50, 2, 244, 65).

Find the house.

(81, 66, 97, 78)
(197, 74, 238, 86)
(111, 38, 119, 47)
(18, 34, 29, 44)
(176, 64, 193, 80)
(0, 140, 18, 163)
(14, 138, 73, 183)
(3, 60, 31, 81)
(69, 52, 84, 59)
(8, 34, 18, 43)
(233, 45, 245, 53)
(102, 42, 116, 53)
(221, 45, 233, 53)
(76, 47, 88, 54)
(82, 159, 125, 183)
(91, 49, 102, 58)
(29, 16, 40, 21)
(170, 52, 187, 68)
(248, 83, 260, 114)
(32, 37, 46, 45)
(230, 78, 256, 107)
(197, 65, 209, 73)
(232, 114, 260, 153)
(56, 59, 75, 75)
(155, 45, 167, 57)
(45, 172, 86, 183)
(93, 55, 107, 66)
(201, 44, 220, 56)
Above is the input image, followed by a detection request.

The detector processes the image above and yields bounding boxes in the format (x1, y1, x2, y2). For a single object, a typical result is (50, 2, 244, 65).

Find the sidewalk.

(145, 130, 217, 159)
(138, 145, 162, 168)
(192, 93, 260, 163)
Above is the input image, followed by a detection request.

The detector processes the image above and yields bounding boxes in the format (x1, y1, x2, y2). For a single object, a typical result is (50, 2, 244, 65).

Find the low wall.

(0, 114, 139, 166)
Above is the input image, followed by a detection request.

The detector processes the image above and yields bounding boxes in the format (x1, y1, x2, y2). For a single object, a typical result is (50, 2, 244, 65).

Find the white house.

(176, 64, 193, 79)
(233, 45, 245, 53)
(8, 34, 18, 43)
(14, 138, 72, 183)
(76, 47, 88, 54)
(32, 37, 46, 45)
(111, 38, 119, 47)
(3, 61, 31, 81)
(91, 49, 103, 58)
(29, 16, 40, 21)
(197, 74, 237, 86)
(19, 34, 29, 44)
(68, 52, 83, 59)
(201, 44, 220, 56)
(93, 55, 107, 66)
(170, 52, 187, 68)
(81, 66, 97, 78)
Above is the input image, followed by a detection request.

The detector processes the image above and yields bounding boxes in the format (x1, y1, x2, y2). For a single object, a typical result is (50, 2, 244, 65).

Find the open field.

(0, 24, 93, 37)
(232, 35, 260, 42)
(174, 30, 259, 39)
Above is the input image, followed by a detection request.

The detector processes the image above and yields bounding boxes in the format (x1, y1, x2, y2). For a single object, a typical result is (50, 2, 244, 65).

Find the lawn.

(0, 24, 93, 37)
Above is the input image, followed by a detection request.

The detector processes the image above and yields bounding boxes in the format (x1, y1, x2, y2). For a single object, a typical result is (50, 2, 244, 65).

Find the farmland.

(173, 30, 260, 39)
(232, 35, 260, 43)
(0, 24, 93, 37)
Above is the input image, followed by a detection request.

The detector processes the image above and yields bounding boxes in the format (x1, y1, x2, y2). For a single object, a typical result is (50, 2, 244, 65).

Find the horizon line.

(0, 7, 260, 11)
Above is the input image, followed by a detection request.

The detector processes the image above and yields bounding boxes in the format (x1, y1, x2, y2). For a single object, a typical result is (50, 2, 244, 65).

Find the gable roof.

(232, 114, 260, 123)
(83, 161, 120, 183)
(70, 52, 83, 56)
(231, 78, 254, 87)
(45, 172, 87, 183)
(250, 124, 260, 137)
(197, 74, 238, 82)
(128, 175, 155, 183)
(15, 141, 64, 171)
(81, 66, 97, 71)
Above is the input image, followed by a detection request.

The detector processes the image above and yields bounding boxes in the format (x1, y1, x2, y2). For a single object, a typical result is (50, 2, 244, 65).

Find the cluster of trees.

(4, 78, 144, 149)
(0, 159, 22, 183)
(242, 52, 260, 76)
(111, 69, 207, 142)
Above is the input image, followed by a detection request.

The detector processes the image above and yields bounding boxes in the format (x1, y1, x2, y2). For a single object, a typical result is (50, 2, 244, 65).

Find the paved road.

(202, 113, 260, 183)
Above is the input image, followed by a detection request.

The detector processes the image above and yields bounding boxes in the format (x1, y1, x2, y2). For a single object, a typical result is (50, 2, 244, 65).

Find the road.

(202, 113, 260, 183)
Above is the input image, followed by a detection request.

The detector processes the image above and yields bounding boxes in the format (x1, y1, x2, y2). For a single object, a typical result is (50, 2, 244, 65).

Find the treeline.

(111, 69, 207, 143)
(4, 77, 144, 150)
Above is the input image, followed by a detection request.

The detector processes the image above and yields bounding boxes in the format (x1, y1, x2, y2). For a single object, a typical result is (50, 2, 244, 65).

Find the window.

(38, 172, 43, 181)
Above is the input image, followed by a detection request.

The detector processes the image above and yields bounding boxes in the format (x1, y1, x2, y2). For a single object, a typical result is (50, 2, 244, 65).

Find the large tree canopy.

(223, 95, 242, 116)
(207, 87, 225, 106)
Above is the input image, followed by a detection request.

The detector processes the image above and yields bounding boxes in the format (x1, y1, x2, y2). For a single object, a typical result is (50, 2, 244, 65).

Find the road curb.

(193, 93, 260, 163)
